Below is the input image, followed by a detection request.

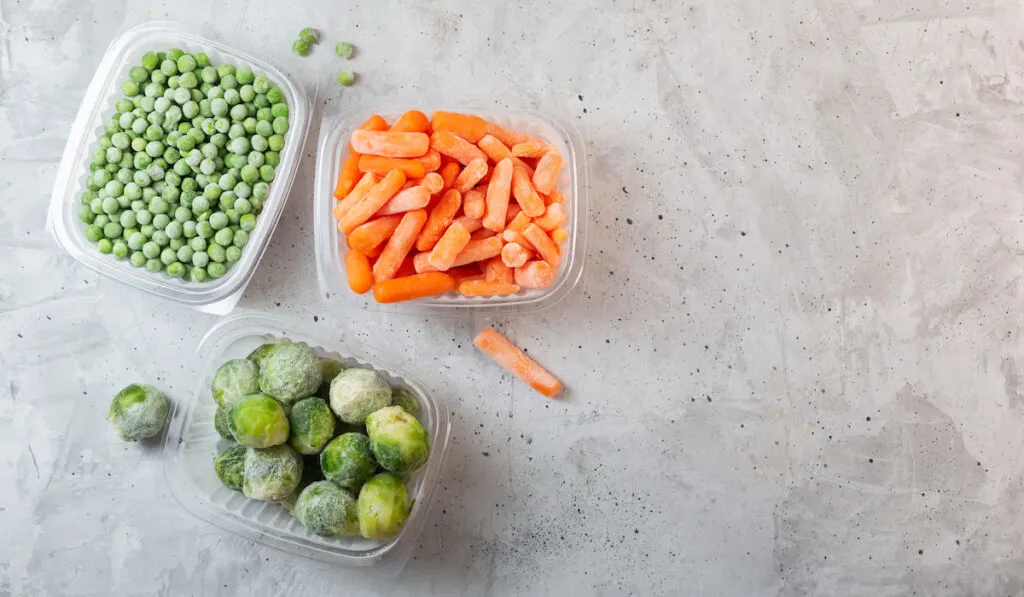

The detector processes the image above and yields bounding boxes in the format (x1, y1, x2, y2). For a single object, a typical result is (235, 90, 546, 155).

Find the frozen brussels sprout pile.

(208, 339, 431, 541)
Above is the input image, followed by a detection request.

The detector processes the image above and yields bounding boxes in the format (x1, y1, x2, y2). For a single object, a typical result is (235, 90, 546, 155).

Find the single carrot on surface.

(337, 169, 407, 234)
(416, 189, 462, 252)
(351, 130, 430, 158)
(348, 213, 403, 255)
(373, 272, 456, 303)
(430, 130, 488, 165)
(334, 152, 362, 199)
(358, 155, 428, 179)
(390, 110, 430, 133)
(551, 227, 569, 244)
(463, 188, 486, 219)
(514, 260, 555, 289)
(522, 223, 560, 267)
(473, 328, 562, 397)
(500, 242, 530, 268)
(484, 258, 514, 284)
(438, 161, 462, 192)
(454, 158, 489, 193)
(345, 249, 373, 294)
(414, 149, 442, 173)
(459, 280, 519, 297)
(334, 172, 379, 221)
(431, 111, 488, 143)
(427, 220, 473, 271)
(376, 186, 432, 216)
(511, 164, 546, 217)
(532, 151, 563, 195)
(482, 158, 514, 232)
(373, 209, 427, 282)
(511, 142, 552, 158)
(534, 203, 568, 231)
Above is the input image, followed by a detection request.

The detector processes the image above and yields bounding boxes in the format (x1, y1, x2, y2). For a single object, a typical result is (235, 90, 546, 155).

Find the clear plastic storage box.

(313, 106, 587, 314)
(47, 22, 310, 314)
(163, 312, 451, 567)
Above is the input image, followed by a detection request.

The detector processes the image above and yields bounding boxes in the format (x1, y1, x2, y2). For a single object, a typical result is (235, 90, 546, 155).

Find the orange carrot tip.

(551, 227, 569, 244)
(473, 328, 562, 397)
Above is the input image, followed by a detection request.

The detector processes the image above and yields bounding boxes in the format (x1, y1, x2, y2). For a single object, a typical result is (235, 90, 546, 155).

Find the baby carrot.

(414, 149, 442, 173)
(358, 155, 428, 179)
(453, 216, 483, 233)
(427, 220, 473, 271)
(417, 235, 503, 272)
(416, 189, 463, 252)
(514, 260, 555, 289)
(334, 172, 379, 221)
(459, 280, 520, 297)
(357, 114, 389, 138)
(477, 134, 513, 163)
(551, 227, 569, 244)
(438, 161, 462, 192)
(473, 328, 562, 397)
(418, 172, 444, 195)
(511, 142, 552, 158)
(484, 258, 514, 284)
(463, 188, 486, 219)
(333, 152, 362, 199)
(500, 242, 530, 268)
(338, 169, 407, 234)
(482, 158, 514, 232)
(532, 151, 563, 195)
(390, 110, 430, 133)
(348, 214, 403, 255)
(506, 211, 531, 233)
(376, 186, 432, 216)
(430, 111, 488, 143)
(373, 209, 428, 282)
(373, 272, 457, 303)
(351, 130, 430, 158)
(511, 164, 546, 217)
(454, 158, 489, 193)
(345, 249, 373, 294)
(534, 203, 568, 231)
(523, 223, 560, 267)
(430, 130, 488, 165)
(485, 122, 547, 149)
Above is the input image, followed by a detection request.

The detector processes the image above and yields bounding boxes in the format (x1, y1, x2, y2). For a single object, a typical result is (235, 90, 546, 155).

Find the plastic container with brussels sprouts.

(163, 312, 451, 569)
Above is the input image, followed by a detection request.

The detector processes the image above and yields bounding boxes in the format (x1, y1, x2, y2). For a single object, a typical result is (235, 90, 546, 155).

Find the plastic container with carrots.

(314, 106, 586, 313)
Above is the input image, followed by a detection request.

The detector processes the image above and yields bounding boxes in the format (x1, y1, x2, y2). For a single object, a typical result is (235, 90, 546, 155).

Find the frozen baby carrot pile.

(331, 110, 569, 303)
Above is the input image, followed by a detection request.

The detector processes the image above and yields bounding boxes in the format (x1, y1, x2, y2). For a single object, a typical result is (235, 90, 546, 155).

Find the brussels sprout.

(108, 383, 169, 441)
(228, 393, 289, 448)
(214, 444, 246, 490)
(320, 432, 377, 492)
(247, 342, 280, 367)
(328, 368, 391, 424)
(365, 406, 429, 474)
(316, 358, 347, 399)
(258, 343, 322, 406)
(211, 358, 260, 407)
(288, 397, 336, 455)
(243, 444, 304, 501)
(294, 481, 359, 537)
(390, 387, 421, 420)
(215, 407, 236, 441)
(357, 473, 411, 539)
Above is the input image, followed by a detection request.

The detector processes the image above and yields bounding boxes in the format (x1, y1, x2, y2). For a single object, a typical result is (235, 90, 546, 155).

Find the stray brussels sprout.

(292, 39, 310, 56)
(288, 397, 336, 455)
(357, 473, 411, 539)
(298, 27, 320, 44)
(337, 71, 356, 87)
(214, 444, 246, 490)
(390, 387, 421, 420)
(335, 42, 355, 59)
(211, 358, 260, 407)
(214, 405, 233, 440)
(228, 393, 289, 448)
(320, 432, 377, 492)
(328, 368, 391, 424)
(243, 444, 303, 501)
(108, 383, 169, 441)
(247, 342, 280, 368)
(317, 358, 347, 399)
(365, 406, 430, 474)
(294, 481, 359, 537)
(258, 343, 322, 407)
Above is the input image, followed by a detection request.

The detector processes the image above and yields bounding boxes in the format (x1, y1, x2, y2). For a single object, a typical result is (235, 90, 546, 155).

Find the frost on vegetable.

(228, 393, 289, 448)
(316, 358, 347, 400)
(294, 481, 359, 537)
(214, 444, 246, 490)
(320, 432, 377, 492)
(258, 343, 322, 407)
(247, 342, 280, 368)
(211, 358, 260, 408)
(357, 472, 411, 540)
(328, 368, 391, 425)
(108, 383, 169, 441)
(288, 397, 336, 455)
(366, 405, 430, 474)
(390, 387, 421, 420)
(214, 405, 234, 440)
(243, 444, 303, 501)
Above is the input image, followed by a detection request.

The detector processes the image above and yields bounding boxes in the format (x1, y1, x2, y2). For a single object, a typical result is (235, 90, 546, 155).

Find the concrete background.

(4, 0, 1024, 595)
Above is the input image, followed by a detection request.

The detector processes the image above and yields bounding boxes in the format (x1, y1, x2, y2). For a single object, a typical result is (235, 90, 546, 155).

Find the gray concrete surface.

(3, 0, 1024, 595)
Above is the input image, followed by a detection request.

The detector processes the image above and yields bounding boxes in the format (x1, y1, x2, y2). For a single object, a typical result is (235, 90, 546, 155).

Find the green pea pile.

(78, 48, 290, 282)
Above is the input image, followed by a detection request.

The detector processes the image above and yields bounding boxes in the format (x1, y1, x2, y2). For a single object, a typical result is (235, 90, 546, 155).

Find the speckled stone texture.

(4, 0, 1024, 595)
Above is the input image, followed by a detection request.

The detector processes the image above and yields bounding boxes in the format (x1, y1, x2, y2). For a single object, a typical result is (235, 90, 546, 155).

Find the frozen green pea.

(183, 101, 199, 119)
(127, 232, 145, 251)
(210, 212, 229, 230)
(112, 240, 129, 259)
(335, 42, 355, 59)
(146, 258, 163, 272)
(233, 229, 249, 247)
(212, 227, 232, 247)
(270, 103, 288, 119)
(239, 85, 255, 103)
(79, 205, 95, 223)
(242, 117, 257, 135)
(117, 168, 134, 185)
(148, 197, 168, 214)
(174, 205, 191, 222)
(122, 80, 140, 96)
(85, 225, 103, 242)
(229, 104, 247, 121)
(140, 224, 155, 238)
(256, 109, 272, 125)
(183, 220, 197, 238)
(136, 210, 152, 226)
(190, 266, 207, 282)
(251, 135, 268, 152)
(267, 87, 284, 104)
(259, 165, 276, 182)
(191, 250, 210, 268)
(265, 152, 281, 167)
(119, 211, 137, 229)
(160, 59, 178, 76)
(192, 196, 211, 215)
(253, 182, 270, 200)
(200, 158, 216, 176)
(130, 251, 146, 267)
(173, 87, 191, 104)
(247, 152, 265, 168)
(253, 76, 271, 94)
(208, 262, 227, 279)
(103, 221, 123, 239)
(153, 213, 171, 230)
(159, 247, 177, 265)
(175, 245, 194, 263)
(166, 262, 186, 278)
(239, 214, 256, 232)
(221, 74, 238, 90)
(211, 97, 228, 117)
(131, 118, 148, 134)
(207, 85, 223, 100)
(268, 134, 284, 152)
(208, 243, 226, 263)
(201, 66, 218, 84)
(142, 52, 160, 70)
(101, 196, 119, 214)
(106, 147, 123, 164)
(142, 242, 160, 259)
(97, 238, 113, 254)
(225, 209, 240, 224)
(272, 117, 289, 135)
(217, 63, 235, 78)
(215, 118, 230, 134)
(169, 237, 185, 251)
(196, 221, 214, 238)
(292, 39, 310, 56)
(176, 54, 197, 73)
(144, 83, 163, 98)
(228, 137, 249, 155)
(228, 123, 245, 139)
(165, 221, 183, 239)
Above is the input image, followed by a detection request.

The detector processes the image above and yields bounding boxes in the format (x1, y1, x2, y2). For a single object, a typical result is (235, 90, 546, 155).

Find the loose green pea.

(113, 240, 129, 259)
(208, 243, 226, 263)
(336, 42, 355, 59)
(208, 262, 227, 279)
(146, 258, 163, 273)
(292, 39, 310, 56)
(130, 251, 146, 267)
(239, 214, 256, 232)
